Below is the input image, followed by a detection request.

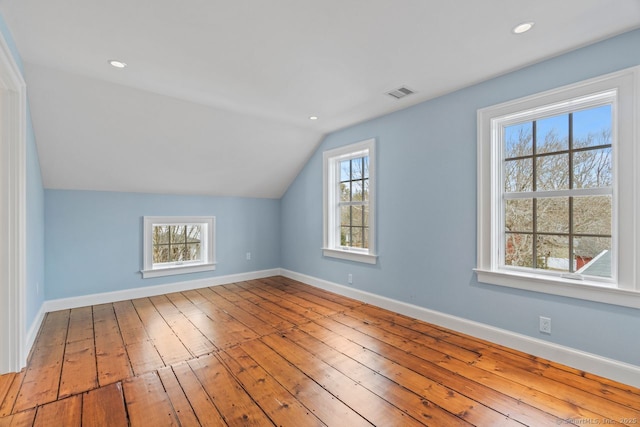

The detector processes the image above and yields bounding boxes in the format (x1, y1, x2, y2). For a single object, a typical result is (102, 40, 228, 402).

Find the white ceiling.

(1, 0, 639, 197)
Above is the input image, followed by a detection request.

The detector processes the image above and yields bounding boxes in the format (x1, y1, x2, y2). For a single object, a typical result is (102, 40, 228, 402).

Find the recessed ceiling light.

(309, 116, 318, 120)
(512, 22, 534, 34)
(108, 59, 127, 68)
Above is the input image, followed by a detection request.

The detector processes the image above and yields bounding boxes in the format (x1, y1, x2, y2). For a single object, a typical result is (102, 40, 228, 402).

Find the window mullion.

(505, 187, 612, 200)
(532, 120, 538, 269)
(349, 159, 353, 246)
(168, 226, 173, 263)
(568, 112, 575, 272)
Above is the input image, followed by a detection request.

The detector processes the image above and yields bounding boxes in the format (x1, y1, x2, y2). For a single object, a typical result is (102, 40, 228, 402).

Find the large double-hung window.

(476, 67, 640, 308)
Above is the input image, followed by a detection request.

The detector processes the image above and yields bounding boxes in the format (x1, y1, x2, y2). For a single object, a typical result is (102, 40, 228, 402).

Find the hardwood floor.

(0, 276, 638, 426)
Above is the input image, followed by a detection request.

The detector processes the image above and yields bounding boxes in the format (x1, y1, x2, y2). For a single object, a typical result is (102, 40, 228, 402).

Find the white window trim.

(323, 138, 377, 264)
(141, 216, 216, 278)
(476, 66, 640, 309)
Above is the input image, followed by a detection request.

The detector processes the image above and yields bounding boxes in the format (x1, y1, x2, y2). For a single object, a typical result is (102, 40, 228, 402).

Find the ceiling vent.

(386, 86, 415, 100)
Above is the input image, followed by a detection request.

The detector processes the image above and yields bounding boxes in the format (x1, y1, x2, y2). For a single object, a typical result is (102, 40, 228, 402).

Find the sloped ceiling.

(1, 0, 639, 197)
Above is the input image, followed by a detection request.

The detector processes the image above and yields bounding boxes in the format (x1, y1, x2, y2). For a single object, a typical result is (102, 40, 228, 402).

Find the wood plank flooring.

(1, 276, 638, 426)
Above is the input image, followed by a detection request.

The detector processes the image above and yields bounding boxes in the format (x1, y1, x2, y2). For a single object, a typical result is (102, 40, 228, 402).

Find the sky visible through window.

(505, 105, 612, 154)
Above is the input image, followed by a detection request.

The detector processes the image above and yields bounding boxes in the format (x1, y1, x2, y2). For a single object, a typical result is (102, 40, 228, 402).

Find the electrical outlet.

(539, 316, 551, 334)
(348, 273, 353, 284)
(246, 252, 251, 260)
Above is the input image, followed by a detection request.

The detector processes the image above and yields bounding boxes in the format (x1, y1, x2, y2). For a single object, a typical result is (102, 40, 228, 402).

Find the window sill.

(141, 262, 216, 279)
(323, 248, 378, 265)
(474, 268, 640, 309)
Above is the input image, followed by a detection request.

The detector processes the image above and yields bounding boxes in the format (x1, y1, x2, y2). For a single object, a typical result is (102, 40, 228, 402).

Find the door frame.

(0, 30, 27, 374)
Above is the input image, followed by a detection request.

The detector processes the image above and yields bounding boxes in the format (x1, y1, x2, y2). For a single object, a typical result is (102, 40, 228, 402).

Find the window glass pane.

(536, 154, 569, 191)
(340, 182, 350, 202)
(363, 206, 369, 227)
(574, 196, 611, 235)
(536, 114, 569, 154)
(351, 227, 363, 248)
(573, 147, 612, 189)
(504, 158, 533, 192)
(154, 244, 169, 263)
(340, 226, 350, 246)
(363, 179, 369, 201)
(505, 199, 532, 232)
(188, 243, 201, 261)
(186, 225, 201, 242)
(170, 226, 186, 244)
(169, 245, 182, 262)
(340, 206, 351, 227)
(352, 157, 363, 180)
(154, 225, 170, 244)
(537, 198, 569, 233)
(573, 105, 612, 149)
(537, 235, 570, 272)
(340, 160, 351, 182)
(352, 206, 364, 227)
(574, 237, 611, 277)
(363, 156, 369, 179)
(351, 180, 363, 201)
(505, 123, 532, 158)
(505, 233, 533, 268)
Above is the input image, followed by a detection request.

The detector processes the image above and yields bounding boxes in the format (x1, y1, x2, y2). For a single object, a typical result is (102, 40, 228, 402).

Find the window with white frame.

(476, 66, 640, 308)
(323, 139, 377, 264)
(142, 216, 216, 278)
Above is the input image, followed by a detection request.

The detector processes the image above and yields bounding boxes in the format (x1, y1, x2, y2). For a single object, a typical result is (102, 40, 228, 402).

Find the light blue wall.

(281, 29, 640, 365)
(25, 110, 45, 328)
(0, 15, 46, 331)
(45, 190, 281, 299)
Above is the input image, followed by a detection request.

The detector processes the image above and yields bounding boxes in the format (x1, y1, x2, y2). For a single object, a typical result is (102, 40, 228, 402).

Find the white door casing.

(0, 31, 27, 374)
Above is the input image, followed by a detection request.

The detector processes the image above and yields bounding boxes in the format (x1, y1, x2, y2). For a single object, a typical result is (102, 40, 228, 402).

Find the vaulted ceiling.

(1, 0, 639, 198)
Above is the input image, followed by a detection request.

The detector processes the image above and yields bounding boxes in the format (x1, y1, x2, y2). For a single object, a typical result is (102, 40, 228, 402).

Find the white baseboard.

(25, 304, 47, 362)
(281, 269, 640, 388)
(43, 268, 281, 313)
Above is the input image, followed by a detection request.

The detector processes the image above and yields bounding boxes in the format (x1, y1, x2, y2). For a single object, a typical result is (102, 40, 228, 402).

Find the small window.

(323, 139, 377, 264)
(476, 66, 640, 308)
(142, 216, 216, 278)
